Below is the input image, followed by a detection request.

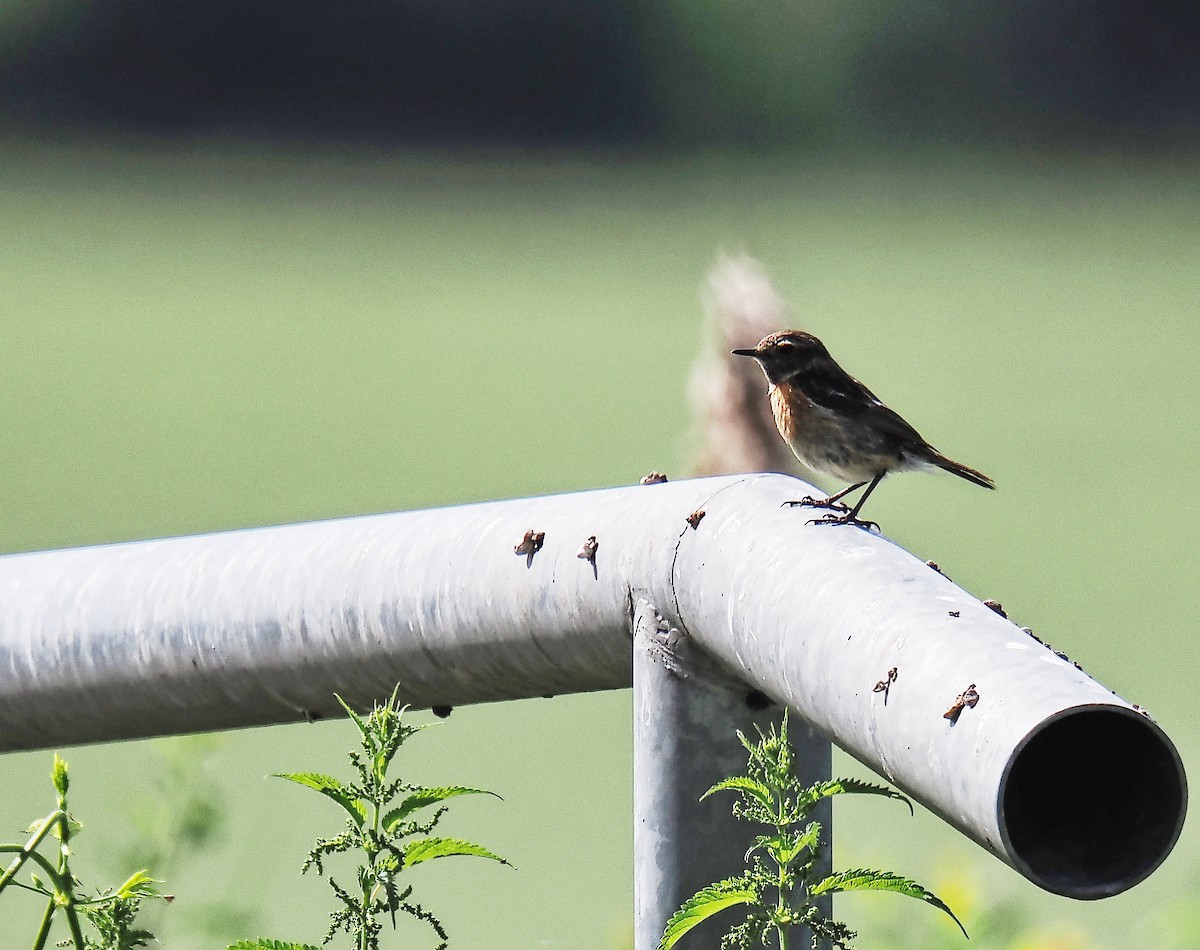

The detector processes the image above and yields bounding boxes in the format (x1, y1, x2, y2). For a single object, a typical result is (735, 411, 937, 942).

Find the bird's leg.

(782, 480, 865, 512)
(807, 472, 885, 530)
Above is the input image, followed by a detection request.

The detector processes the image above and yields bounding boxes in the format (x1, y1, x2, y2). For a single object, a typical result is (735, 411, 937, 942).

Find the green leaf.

(115, 869, 165, 899)
(776, 822, 822, 866)
(383, 787, 501, 832)
(735, 728, 759, 755)
(41, 812, 83, 840)
(809, 869, 968, 938)
(743, 833, 777, 863)
(372, 699, 413, 779)
(334, 693, 370, 739)
(52, 754, 69, 798)
(744, 823, 824, 865)
(402, 837, 509, 868)
(812, 778, 914, 815)
(700, 776, 773, 810)
(657, 883, 757, 950)
(226, 940, 322, 950)
(273, 772, 367, 826)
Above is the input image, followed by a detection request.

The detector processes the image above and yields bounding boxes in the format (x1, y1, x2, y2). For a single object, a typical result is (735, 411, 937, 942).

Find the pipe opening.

(1000, 707, 1186, 899)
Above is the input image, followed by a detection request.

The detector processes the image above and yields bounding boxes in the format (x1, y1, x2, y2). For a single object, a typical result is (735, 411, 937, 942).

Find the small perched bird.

(733, 330, 994, 528)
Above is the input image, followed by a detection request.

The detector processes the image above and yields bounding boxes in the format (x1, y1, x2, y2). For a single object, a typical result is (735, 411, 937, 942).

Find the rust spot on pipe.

(944, 684, 979, 725)
(577, 536, 598, 560)
(576, 534, 600, 578)
(685, 509, 706, 530)
(577, 535, 599, 579)
(925, 560, 953, 580)
(514, 530, 546, 568)
(640, 471, 669, 485)
(873, 666, 898, 705)
(983, 599, 1007, 617)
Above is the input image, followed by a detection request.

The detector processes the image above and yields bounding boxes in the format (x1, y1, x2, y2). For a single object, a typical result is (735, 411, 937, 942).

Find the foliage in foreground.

(0, 754, 168, 950)
(235, 687, 509, 950)
(659, 713, 967, 950)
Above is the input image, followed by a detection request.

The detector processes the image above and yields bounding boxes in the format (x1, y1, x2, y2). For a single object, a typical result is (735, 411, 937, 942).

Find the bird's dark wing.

(802, 361, 929, 447)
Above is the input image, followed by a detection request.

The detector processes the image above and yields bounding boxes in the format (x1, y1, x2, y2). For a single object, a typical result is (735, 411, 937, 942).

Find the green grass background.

(0, 141, 1197, 948)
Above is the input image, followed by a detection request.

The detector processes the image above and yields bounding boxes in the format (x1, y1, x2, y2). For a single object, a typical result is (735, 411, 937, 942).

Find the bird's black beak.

(731, 348, 758, 358)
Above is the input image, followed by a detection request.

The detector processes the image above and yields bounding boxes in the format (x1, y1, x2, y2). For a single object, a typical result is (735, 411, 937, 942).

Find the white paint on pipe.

(0, 474, 1184, 897)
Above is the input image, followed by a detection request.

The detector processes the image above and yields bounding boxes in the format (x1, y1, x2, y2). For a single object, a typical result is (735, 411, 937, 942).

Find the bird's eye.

(775, 339, 796, 350)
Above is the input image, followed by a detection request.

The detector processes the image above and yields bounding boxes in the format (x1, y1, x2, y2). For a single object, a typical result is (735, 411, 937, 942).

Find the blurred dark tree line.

(0, 0, 1196, 147)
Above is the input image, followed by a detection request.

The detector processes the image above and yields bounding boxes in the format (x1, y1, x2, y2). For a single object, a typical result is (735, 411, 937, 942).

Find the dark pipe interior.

(1001, 707, 1186, 898)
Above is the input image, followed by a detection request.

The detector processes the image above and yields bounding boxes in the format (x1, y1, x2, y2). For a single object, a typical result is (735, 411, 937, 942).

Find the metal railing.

(0, 474, 1186, 945)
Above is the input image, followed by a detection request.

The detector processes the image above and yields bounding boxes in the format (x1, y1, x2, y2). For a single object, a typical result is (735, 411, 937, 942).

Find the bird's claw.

(783, 496, 850, 512)
(806, 512, 880, 532)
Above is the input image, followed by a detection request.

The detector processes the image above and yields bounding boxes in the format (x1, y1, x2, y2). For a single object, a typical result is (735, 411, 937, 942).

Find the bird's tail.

(933, 454, 995, 490)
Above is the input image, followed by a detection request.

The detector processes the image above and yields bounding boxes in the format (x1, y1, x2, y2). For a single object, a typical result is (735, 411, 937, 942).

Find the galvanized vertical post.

(633, 599, 832, 950)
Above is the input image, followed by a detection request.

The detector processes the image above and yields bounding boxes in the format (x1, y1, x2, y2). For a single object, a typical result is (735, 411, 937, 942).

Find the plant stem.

(0, 844, 69, 893)
(359, 888, 369, 950)
(775, 879, 790, 950)
(362, 789, 380, 950)
(0, 810, 64, 893)
(773, 780, 790, 950)
(31, 895, 56, 950)
(55, 813, 87, 950)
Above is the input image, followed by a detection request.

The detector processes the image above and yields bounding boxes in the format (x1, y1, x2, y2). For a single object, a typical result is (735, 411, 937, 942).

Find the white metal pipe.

(0, 474, 1185, 899)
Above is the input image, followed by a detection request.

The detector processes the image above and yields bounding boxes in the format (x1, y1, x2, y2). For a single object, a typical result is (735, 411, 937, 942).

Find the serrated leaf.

(657, 883, 757, 950)
(402, 837, 509, 868)
(812, 778, 913, 815)
(226, 940, 322, 950)
(383, 786, 501, 832)
(809, 869, 967, 937)
(273, 773, 367, 826)
(334, 694, 370, 739)
(700, 776, 773, 810)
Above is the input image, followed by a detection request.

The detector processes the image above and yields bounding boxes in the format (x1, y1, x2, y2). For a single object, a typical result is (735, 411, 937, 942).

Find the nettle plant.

(235, 688, 509, 950)
(0, 754, 167, 950)
(660, 714, 967, 950)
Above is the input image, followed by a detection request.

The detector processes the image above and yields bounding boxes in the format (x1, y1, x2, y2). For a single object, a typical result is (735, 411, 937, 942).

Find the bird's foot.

(806, 511, 880, 532)
(783, 495, 850, 512)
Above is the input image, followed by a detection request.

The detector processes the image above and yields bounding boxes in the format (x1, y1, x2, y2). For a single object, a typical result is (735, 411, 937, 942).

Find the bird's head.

(732, 330, 828, 384)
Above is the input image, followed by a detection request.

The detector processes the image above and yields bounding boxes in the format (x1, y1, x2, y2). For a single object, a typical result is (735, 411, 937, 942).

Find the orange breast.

(769, 381, 811, 456)
(769, 379, 900, 483)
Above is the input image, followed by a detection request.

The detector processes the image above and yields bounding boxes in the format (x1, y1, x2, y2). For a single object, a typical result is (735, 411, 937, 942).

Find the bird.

(732, 329, 994, 529)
